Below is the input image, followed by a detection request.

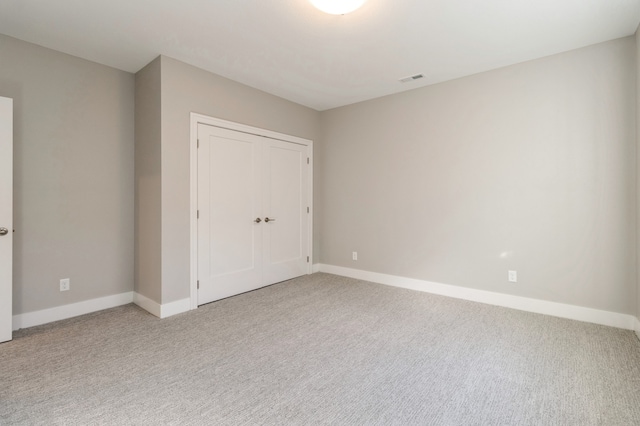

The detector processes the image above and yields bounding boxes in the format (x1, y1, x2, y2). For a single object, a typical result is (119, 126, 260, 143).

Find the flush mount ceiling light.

(309, 0, 367, 15)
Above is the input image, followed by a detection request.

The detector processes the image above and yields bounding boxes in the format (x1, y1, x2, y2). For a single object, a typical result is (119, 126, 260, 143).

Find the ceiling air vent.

(399, 74, 424, 83)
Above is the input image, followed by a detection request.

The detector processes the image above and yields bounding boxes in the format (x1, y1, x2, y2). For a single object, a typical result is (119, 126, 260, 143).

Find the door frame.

(189, 113, 313, 310)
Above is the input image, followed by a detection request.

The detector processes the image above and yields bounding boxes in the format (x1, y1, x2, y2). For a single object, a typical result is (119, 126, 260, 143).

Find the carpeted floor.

(1, 273, 640, 425)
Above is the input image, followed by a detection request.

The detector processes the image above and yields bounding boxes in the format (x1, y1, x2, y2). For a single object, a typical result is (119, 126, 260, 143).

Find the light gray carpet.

(1, 273, 640, 425)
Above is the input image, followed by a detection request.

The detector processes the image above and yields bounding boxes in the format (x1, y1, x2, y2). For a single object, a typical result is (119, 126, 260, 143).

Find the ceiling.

(0, 0, 639, 111)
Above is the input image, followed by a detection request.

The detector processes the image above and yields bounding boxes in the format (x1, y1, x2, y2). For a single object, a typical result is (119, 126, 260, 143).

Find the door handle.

(264, 217, 276, 223)
(0, 227, 8, 236)
(254, 218, 262, 223)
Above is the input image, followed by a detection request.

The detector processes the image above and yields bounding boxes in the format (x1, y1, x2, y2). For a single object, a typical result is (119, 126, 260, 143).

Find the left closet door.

(197, 124, 264, 304)
(0, 96, 13, 343)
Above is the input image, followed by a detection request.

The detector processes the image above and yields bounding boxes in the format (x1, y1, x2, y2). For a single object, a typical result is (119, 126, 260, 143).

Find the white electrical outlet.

(508, 270, 517, 283)
(352, 252, 358, 261)
(60, 278, 70, 292)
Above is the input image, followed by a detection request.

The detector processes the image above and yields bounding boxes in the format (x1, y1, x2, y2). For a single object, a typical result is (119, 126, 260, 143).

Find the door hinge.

(307, 157, 309, 164)
(197, 280, 200, 289)
(197, 210, 199, 219)
(307, 256, 309, 263)
(307, 207, 309, 214)
(197, 139, 200, 148)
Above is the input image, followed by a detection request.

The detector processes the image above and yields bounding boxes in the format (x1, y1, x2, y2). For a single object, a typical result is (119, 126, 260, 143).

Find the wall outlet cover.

(60, 278, 70, 292)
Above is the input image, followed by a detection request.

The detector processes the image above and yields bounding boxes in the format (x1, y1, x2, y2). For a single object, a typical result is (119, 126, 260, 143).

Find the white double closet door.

(197, 123, 310, 305)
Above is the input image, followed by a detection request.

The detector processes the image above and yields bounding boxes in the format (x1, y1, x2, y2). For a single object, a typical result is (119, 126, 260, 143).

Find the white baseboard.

(133, 292, 161, 317)
(312, 263, 321, 273)
(133, 292, 191, 319)
(161, 297, 191, 318)
(12, 292, 134, 331)
(318, 264, 637, 331)
(635, 317, 640, 341)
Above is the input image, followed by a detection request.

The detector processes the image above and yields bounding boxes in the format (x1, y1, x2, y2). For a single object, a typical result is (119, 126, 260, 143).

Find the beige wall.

(143, 56, 321, 304)
(134, 57, 162, 303)
(320, 37, 636, 314)
(0, 35, 135, 315)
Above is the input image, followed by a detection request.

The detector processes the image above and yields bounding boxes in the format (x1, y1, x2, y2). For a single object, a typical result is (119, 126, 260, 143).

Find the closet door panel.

(262, 140, 309, 284)
(197, 124, 262, 305)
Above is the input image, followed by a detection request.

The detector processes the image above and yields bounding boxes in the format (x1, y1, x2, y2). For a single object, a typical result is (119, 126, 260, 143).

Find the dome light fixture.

(309, 0, 367, 15)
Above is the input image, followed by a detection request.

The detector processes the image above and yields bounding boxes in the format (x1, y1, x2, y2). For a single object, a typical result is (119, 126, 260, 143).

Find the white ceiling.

(0, 0, 639, 111)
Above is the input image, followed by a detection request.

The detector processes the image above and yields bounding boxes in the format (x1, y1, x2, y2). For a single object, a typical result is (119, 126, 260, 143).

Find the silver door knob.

(264, 217, 276, 223)
(0, 227, 8, 236)
(254, 218, 262, 223)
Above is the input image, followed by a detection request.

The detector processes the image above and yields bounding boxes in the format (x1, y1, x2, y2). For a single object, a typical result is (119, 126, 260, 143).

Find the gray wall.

(0, 35, 135, 315)
(134, 57, 162, 303)
(2, 31, 637, 319)
(319, 37, 636, 314)
(136, 56, 321, 304)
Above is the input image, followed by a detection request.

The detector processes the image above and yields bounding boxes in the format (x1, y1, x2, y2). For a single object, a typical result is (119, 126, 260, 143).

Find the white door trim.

(189, 113, 313, 310)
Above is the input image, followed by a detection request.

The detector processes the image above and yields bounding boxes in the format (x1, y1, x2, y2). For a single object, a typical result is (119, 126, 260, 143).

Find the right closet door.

(197, 123, 310, 305)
